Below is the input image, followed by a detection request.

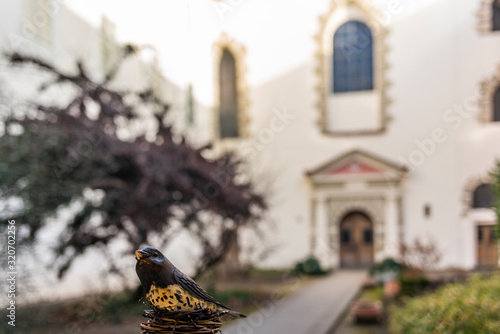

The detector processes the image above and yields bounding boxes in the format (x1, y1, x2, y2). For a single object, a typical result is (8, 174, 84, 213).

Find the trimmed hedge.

(390, 274, 500, 333)
(399, 276, 430, 297)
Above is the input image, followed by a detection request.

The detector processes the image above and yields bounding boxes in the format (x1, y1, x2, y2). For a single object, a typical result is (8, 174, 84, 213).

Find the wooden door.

(340, 212, 374, 267)
(477, 225, 498, 268)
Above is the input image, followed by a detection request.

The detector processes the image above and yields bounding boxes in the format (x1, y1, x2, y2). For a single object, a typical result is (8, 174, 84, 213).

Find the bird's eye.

(153, 252, 158, 256)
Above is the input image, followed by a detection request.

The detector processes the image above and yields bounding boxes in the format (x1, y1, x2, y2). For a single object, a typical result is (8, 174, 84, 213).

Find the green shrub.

(390, 275, 500, 333)
(399, 276, 430, 297)
(293, 256, 328, 276)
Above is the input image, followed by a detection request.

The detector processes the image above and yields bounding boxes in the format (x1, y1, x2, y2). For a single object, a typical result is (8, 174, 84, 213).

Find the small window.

(363, 229, 373, 244)
(186, 84, 195, 126)
(493, 1, 500, 31)
(333, 21, 374, 93)
(424, 204, 432, 218)
(478, 228, 483, 241)
(472, 184, 496, 208)
(341, 230, 350, 244)
(494, 86, 500, 122)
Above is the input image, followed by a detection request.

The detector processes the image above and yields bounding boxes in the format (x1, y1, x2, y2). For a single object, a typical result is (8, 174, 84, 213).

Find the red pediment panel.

(329, 160, 381, 175)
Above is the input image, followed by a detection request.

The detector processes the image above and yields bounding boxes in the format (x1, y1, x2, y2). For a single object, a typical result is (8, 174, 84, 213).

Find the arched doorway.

(340, 211, 374, 268)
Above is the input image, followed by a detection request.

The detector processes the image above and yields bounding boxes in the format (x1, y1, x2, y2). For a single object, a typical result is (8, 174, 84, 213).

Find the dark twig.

(140, 309, 224, 334)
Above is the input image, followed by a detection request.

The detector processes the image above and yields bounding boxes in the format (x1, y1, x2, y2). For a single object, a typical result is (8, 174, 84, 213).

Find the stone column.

(384, 191, 400, 259)
(315, 197, 332, 269)
(329, 201, 340, 269)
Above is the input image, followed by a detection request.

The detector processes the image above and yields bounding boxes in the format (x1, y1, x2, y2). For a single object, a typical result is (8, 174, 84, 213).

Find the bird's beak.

(135, 249, 149, 260)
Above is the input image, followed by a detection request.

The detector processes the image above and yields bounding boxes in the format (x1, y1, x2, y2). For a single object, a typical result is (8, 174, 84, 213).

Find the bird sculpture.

(135, 246, 246, 318)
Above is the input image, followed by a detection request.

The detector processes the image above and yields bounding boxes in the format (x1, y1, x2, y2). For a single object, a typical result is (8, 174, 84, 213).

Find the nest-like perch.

(140, 308, 224, 334)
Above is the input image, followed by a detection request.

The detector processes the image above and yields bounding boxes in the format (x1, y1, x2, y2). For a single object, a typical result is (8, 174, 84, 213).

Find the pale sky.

(63, 0, 325, 105)
(65, 0, 219, 104)
(63, 0, 432, 105)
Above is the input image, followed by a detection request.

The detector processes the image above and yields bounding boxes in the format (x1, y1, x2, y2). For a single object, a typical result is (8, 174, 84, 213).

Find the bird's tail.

(220, 308, 246, 319)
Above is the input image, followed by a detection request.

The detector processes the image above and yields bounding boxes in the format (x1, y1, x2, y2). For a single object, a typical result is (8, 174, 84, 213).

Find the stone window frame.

(314, 0, 392, 136)
(478, 64, 500, 123)
(212, 33, 250, 141)
(477, 0, 500, 34)
(463, 175, 494, 215)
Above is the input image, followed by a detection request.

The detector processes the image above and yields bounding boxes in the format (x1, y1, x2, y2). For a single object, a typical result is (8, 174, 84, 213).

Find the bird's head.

(135, 246, 173, 291)
(135, 246, 166, 264)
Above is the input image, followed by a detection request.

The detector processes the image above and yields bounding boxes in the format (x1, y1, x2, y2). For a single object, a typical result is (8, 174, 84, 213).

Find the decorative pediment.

(306, 149, 407, 185)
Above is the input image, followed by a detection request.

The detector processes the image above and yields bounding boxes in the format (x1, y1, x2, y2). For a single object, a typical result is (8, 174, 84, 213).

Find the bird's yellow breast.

(146, 284, 218, 313)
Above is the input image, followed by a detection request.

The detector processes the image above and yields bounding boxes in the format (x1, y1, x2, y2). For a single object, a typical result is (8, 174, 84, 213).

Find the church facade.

(1, 0, 499, 286)
(202, 0, 500, 270)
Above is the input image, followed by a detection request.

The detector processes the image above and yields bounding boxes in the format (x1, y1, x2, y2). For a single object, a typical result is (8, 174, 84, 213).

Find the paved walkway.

(221, 270, 367, 334)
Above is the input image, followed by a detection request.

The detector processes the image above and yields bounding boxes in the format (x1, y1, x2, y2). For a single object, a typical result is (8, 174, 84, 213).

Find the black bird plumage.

(135, 246, 246, 318)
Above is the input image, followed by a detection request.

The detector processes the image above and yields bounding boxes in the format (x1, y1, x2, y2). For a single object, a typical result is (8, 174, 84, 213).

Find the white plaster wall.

(215, 0, 500, 269)
(328, 92, 381, 131)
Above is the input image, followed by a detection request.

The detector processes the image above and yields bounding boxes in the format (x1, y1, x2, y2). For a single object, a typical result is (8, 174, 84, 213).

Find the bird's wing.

(173, 268, 225, 307)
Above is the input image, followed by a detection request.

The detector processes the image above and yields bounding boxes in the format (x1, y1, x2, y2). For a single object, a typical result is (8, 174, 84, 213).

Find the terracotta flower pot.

(384, 278, 400, 298)
(352, 301, 383, 323)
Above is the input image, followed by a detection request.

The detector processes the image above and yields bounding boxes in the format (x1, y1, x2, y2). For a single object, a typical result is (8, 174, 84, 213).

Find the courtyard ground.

(6, 269, 318, 334)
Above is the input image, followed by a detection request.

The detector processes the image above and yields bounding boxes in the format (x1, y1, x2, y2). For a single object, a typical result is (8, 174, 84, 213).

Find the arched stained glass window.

(494, 86, 500, 122)
(473, 184, 496, 208)
(219, 49, 239, 138)
(333, 21, 373, 93)
(493, 0, 500, 31)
